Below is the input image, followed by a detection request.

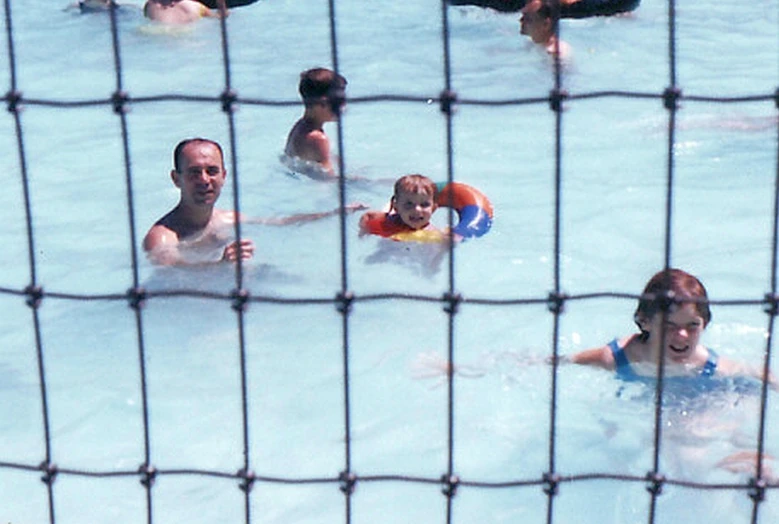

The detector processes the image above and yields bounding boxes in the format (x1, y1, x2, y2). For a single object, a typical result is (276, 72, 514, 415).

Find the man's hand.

(222, 238, 255, 262)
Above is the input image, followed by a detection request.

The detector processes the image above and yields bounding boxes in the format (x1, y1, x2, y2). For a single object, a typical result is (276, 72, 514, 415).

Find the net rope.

(2, 0, 778, 523)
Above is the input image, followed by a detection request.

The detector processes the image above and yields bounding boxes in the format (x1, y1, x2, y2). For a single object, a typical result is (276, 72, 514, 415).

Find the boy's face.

(393, 189, 437, 230)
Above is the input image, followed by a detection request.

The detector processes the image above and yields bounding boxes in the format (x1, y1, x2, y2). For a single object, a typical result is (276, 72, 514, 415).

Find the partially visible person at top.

(568, 268, 776, 388)
(519, 0, 571, 62)
(144, 138, 365, 266)
(74, 0, 113, 12)
(283, 67, 347, 180)
(449, 0, 640, 18)
(196, 0, 258, 8)
(67, 0, 137, 13)
(359, 174, 461, 243)
(143, 0, 224, 24)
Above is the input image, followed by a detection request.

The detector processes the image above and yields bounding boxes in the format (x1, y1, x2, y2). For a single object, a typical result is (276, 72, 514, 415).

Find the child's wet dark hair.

(298, 68, 348, 112)
(633, 268, 712, 339)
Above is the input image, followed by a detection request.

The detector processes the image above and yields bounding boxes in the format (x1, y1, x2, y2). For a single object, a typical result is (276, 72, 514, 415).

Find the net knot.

(543, 472, 561, 496)
(443, 292, 462, 315)
(549, 88, 568, 112)
(338, 470, 357, 494)
(749, 476, 767, 502)
(111, 90, 129, 114)
(25, 285, 43, 309)
(645, 471, 665, 495)
(440, 474, 459, 498)
(237, 468, 256, 493)
(39, 461, 58, 485)
(230, 288, 250, 312)
(221, 89, 238, 114)
(138, 463, 157, 487)
(662, 87, 681, 111)
(336, 291, 354, 314)
(6, 90, 22, 113)
(763, 293, 779, 316)
(127, 287, 147, 310)
(547, 292, 567, 315)
(439, 89, 457, 115)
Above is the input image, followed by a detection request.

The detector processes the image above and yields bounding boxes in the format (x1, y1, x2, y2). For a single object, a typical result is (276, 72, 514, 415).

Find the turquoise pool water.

(1, 0, 778, 522)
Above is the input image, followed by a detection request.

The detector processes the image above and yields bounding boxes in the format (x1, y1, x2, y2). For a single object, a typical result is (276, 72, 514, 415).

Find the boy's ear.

(170, 169, 181, 188)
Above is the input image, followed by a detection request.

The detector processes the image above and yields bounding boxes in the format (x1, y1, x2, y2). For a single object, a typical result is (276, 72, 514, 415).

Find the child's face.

(645, 302, 705, 363)
(393, 189, 436, 230)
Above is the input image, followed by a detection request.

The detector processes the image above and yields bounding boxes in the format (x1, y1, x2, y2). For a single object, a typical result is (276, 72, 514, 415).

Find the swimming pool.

(1, 0, 778, 522)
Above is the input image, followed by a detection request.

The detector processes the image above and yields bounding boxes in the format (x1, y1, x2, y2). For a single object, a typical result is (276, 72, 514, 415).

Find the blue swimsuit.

(607, 338, 762, 402)
(609, 338, 718, 381)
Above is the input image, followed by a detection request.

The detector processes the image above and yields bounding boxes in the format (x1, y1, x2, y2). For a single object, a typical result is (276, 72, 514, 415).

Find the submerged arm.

(143, 225, 253, 266)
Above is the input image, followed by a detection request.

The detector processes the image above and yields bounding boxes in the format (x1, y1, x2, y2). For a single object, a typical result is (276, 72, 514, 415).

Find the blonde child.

(359, 174, 446, 240)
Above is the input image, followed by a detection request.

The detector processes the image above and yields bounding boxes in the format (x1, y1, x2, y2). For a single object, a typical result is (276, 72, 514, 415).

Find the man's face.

(173, 141, 226, 207)
(519, 1, 549, 43)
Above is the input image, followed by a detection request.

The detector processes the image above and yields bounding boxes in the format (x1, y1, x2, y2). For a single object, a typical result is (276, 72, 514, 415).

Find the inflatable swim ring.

(361, 181, 493, 243)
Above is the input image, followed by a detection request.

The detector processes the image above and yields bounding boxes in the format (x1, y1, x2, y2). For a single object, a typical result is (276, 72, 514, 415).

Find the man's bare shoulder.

(143, 222, 179, 252)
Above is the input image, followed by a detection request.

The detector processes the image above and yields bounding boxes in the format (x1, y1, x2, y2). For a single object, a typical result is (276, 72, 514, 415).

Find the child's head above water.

(298, 67, 348, 112)
(391, 174, 439, 230)
(633, 268, 712, 341)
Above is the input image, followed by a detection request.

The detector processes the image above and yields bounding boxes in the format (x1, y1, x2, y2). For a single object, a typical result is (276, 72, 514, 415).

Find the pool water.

(1, 0, 778, 522)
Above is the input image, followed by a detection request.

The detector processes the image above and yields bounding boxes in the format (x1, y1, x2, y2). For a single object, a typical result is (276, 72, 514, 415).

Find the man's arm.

(143, 224, 254, 265)
(244, 202, 368, 226)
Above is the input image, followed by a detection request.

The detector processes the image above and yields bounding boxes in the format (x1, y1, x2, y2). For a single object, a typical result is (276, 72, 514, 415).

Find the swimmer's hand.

(716, 451, 776, 481)
(410, 351, 487, 388)
(344, 202, 370, 213)
(221, 239, 255, 262)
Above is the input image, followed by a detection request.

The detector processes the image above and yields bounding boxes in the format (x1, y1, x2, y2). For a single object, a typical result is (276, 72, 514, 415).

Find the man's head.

(299, 67, 348, 114)
(171, 138, 226, 208)
(520, 0, 558, 44)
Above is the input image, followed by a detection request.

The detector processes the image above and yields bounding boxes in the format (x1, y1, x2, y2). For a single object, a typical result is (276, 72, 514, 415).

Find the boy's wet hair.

(634, 268, 712, 336)
(299, 68, 348, 110)
(393, 174, 437, 199)
(173, 138, 224, 172)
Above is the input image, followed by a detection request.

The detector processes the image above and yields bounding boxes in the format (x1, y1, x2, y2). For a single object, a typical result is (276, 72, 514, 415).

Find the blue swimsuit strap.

(609, 338, 639, 380)
(609, 338, 628, 366)
(701, 348, 718, 377)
